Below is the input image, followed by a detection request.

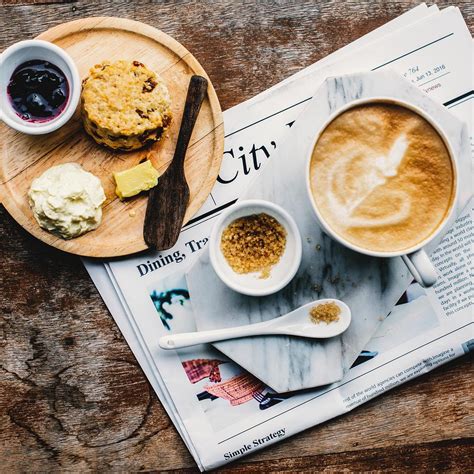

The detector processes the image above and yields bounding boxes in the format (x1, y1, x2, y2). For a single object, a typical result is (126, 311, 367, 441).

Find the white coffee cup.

(305, 97, 458, 288)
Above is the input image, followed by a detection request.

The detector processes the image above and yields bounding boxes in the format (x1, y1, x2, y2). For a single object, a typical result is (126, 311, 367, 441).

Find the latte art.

(327, 133, 411, 228)
(310, 103, 455, 253)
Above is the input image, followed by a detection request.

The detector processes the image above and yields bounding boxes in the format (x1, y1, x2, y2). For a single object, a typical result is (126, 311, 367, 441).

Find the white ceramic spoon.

(159, 299, 351, 350)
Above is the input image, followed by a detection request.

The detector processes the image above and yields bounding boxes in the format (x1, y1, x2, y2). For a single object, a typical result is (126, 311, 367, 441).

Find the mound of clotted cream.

(28, 162, 106, 239)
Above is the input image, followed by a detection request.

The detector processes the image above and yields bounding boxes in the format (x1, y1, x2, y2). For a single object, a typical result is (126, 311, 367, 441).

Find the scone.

(81, 60, 172, 150)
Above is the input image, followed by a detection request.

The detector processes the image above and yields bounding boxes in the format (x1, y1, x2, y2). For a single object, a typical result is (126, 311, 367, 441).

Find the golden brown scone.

(81, 60, 172, 150)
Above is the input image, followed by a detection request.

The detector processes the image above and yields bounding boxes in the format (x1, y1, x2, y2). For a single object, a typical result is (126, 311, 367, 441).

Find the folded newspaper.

(84, 4, 473, 470)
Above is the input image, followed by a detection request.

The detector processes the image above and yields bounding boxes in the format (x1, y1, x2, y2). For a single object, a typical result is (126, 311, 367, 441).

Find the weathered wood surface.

(1, 1, 473, 471)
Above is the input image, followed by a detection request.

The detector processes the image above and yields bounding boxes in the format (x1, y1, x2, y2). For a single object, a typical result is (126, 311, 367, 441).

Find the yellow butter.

(113, 160, 159, 199)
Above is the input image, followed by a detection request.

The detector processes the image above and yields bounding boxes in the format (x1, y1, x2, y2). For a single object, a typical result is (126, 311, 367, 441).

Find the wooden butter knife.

(144, 75, 208, 250)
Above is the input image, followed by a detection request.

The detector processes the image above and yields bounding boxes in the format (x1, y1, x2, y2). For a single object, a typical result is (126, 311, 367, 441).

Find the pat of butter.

(113, 160, 159, 199)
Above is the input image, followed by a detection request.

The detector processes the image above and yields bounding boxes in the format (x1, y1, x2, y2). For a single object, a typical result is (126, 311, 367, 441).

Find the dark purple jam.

(7, 60, 69, 122)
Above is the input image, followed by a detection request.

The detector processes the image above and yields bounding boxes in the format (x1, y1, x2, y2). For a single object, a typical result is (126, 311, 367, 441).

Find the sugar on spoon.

(159, 299, 351, 350)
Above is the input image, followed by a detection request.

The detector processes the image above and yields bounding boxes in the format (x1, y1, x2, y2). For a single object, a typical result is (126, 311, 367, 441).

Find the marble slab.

(186, 70, 471, 393)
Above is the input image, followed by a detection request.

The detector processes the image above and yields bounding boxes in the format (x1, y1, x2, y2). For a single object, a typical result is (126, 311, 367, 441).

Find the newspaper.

(84, 5, 473, 470)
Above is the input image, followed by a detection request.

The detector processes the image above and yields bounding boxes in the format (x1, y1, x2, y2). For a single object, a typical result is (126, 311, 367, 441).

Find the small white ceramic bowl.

(0, 39, 81, 135)
(209, 199, 302, 296)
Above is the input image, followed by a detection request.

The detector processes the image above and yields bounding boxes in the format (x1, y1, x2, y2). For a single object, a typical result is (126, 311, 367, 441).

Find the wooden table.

(1, 1, 472, 471)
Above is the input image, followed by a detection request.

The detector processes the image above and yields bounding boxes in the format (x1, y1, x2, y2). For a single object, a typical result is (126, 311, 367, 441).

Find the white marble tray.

(186, 70, 471, 393)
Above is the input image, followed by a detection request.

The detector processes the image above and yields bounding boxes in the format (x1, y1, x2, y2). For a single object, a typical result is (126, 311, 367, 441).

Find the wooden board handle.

(173, 75, 209, 171)
(143, 75, 208, 250)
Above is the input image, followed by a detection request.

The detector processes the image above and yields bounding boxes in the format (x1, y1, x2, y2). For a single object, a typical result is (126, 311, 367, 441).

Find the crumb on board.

(309, 302, 341, 324)
(220, 213, 286, 279)
(315, 244, 321, 251)
(129, 210, 136, 217)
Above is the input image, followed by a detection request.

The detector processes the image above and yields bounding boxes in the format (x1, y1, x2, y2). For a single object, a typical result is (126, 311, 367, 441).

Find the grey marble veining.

(186, 70, 471, 393)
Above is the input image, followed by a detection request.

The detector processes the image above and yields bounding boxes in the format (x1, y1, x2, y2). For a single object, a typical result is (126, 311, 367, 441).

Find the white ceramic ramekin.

(209, 199, 302, 297)
(0, 39, 80, 135)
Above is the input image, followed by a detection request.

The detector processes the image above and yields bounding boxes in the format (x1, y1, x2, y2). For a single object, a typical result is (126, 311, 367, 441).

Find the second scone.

(81, 60, 172, 151)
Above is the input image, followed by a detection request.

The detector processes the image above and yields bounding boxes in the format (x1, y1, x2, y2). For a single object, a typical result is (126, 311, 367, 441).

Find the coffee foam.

(310, 103, 454, 253)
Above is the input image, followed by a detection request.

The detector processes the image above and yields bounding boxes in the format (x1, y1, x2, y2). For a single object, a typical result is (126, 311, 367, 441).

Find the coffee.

(309, 103, 455, 253)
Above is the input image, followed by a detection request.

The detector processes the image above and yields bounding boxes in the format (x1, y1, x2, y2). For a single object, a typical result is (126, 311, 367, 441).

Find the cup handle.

(401, 249, 438, 288)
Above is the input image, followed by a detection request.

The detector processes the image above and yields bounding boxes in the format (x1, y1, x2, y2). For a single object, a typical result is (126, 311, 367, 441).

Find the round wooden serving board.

(0, 17, 224, 257)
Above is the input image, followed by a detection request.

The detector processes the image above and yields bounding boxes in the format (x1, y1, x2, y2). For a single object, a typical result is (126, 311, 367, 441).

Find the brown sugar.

(220, 213, 287, 279)
(309, 302, 341, 324)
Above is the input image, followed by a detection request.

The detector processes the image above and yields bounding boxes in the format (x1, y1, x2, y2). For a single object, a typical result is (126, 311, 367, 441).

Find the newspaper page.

(83, 6, 436, 466)
(84, 6, 473, 471)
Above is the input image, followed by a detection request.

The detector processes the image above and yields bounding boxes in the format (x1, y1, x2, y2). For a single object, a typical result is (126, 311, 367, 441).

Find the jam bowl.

(0, 39, 80, 135)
